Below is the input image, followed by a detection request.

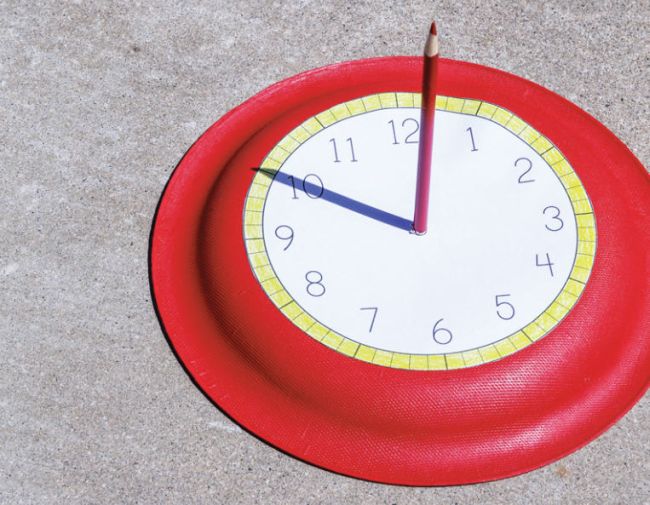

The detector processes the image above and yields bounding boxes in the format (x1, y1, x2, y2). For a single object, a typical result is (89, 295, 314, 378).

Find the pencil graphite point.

(424, 21, 439, 57)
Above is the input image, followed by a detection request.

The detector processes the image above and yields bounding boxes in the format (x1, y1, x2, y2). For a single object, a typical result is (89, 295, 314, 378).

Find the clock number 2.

(495, 294, 516, 320)
(305, 270, 326, 297)
(432, 318, 453, 344)
(329, 137, 358, 163)
(515, 157, 535, 184)
(543, 205, 564, 231)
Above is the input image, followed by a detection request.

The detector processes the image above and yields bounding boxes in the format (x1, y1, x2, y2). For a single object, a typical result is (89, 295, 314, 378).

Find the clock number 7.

(360, 307, 378, 332)
(536, 253, 555, 277)
(329, 137, 358, 163)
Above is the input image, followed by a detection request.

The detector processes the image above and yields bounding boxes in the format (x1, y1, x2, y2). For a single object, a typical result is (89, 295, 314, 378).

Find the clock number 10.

(288, 174, 324, 199)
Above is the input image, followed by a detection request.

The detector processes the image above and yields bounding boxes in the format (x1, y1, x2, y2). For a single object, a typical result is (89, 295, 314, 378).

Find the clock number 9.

(543, 205, 564, 231)
(495, 294, 516, 320)
(305, 270, 325, 297)
(432, 318, 453, 345)
(274, 225, 294, 250)
(515, 157, 535, 184)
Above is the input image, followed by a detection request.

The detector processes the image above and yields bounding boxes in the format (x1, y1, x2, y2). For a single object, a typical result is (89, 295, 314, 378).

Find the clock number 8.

(305, 271, 326, 297)
(432, 318, 453, 345)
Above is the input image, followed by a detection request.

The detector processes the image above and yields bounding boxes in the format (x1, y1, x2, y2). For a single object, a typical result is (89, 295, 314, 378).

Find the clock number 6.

(274, 225, 294, 250)
(305, 270, 325, 297)
(543, 205, 564, 231)
(432, 318, 453, 345)
(495, 294, 516, 320)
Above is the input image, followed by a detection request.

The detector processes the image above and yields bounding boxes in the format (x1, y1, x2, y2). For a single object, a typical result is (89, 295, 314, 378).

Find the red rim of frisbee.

(149, 56, 649, 486)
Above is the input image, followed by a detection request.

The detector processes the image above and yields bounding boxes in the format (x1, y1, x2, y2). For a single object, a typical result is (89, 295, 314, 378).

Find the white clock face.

(244, 93, 596, 370)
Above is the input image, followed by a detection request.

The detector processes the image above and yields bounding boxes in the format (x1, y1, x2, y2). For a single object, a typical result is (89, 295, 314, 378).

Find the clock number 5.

(495, 294, 516, 320)
(432, 318, 453, 344)
(305, 270, 325, 297)
(543, 205, 564, 231)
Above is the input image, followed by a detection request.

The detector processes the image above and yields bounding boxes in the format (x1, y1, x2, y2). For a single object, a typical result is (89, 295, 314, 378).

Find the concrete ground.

(1, 1, 647, 503)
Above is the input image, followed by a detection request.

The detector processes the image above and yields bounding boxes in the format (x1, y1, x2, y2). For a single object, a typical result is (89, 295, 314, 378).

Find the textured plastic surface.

(150, 57, 650, 485)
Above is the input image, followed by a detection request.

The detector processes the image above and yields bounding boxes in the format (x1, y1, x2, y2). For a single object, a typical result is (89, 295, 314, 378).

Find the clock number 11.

(329, 137, 358, 163)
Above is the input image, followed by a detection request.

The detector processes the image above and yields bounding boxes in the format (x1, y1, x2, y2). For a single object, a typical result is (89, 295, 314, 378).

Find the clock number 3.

(495, 294, 516, 320)
(543, 205, 564, 231)
(432, 318, 453, 344)
(305, 270, 326, 297)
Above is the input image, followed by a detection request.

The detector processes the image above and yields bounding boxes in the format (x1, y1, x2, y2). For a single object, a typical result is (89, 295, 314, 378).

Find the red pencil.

(412, 21, 439, 235)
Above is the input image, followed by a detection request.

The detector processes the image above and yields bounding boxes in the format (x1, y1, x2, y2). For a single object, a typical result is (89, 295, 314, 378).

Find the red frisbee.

(150, 57, 649, 485)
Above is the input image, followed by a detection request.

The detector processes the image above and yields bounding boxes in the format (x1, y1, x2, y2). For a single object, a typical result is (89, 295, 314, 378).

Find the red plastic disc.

(150, 57, 649, 485)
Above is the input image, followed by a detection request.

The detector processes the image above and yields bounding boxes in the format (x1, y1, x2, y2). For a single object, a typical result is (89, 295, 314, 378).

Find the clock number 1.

(466, 127, 478, 152)
(432, 318, 453, 344)
(329, 137, 358, 163)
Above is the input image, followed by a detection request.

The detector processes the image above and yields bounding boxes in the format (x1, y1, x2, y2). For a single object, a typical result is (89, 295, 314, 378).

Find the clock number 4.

(360, 307, 378, 332)
(536, 253, 555, 277)
(329, 137, 358, 163)
(432, 318, 453, 344)
(495, 294, 516, 320)
(388, 119, 419, 145)
(305, 270, 326, 297)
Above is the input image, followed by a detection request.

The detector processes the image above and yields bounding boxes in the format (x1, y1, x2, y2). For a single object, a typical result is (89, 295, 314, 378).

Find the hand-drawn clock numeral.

(288, 174, 325, 199)
(536, 253, 555, 277)
(516, 157, 535, 184)
(329, 137, 358, 163)
(466, 126, 479, 152)
(543, 205, 564, 231)
(432, 318, 453, 344)
(388, 118, 420, 144)
(495, 294, 516, 320)
(360, 307, 378, 332)
(305, 270, 326, 297)
(274, 225, 294, 250)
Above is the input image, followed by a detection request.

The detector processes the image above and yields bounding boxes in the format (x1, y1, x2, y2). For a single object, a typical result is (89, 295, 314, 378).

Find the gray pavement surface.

(1, 1, 648, 503)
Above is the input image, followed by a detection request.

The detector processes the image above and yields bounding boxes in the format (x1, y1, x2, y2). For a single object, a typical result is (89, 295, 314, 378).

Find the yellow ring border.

(243, 92, 596, 370)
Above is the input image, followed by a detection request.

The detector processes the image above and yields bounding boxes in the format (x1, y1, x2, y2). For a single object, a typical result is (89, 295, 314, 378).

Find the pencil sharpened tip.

(429, 21, 437, 35)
